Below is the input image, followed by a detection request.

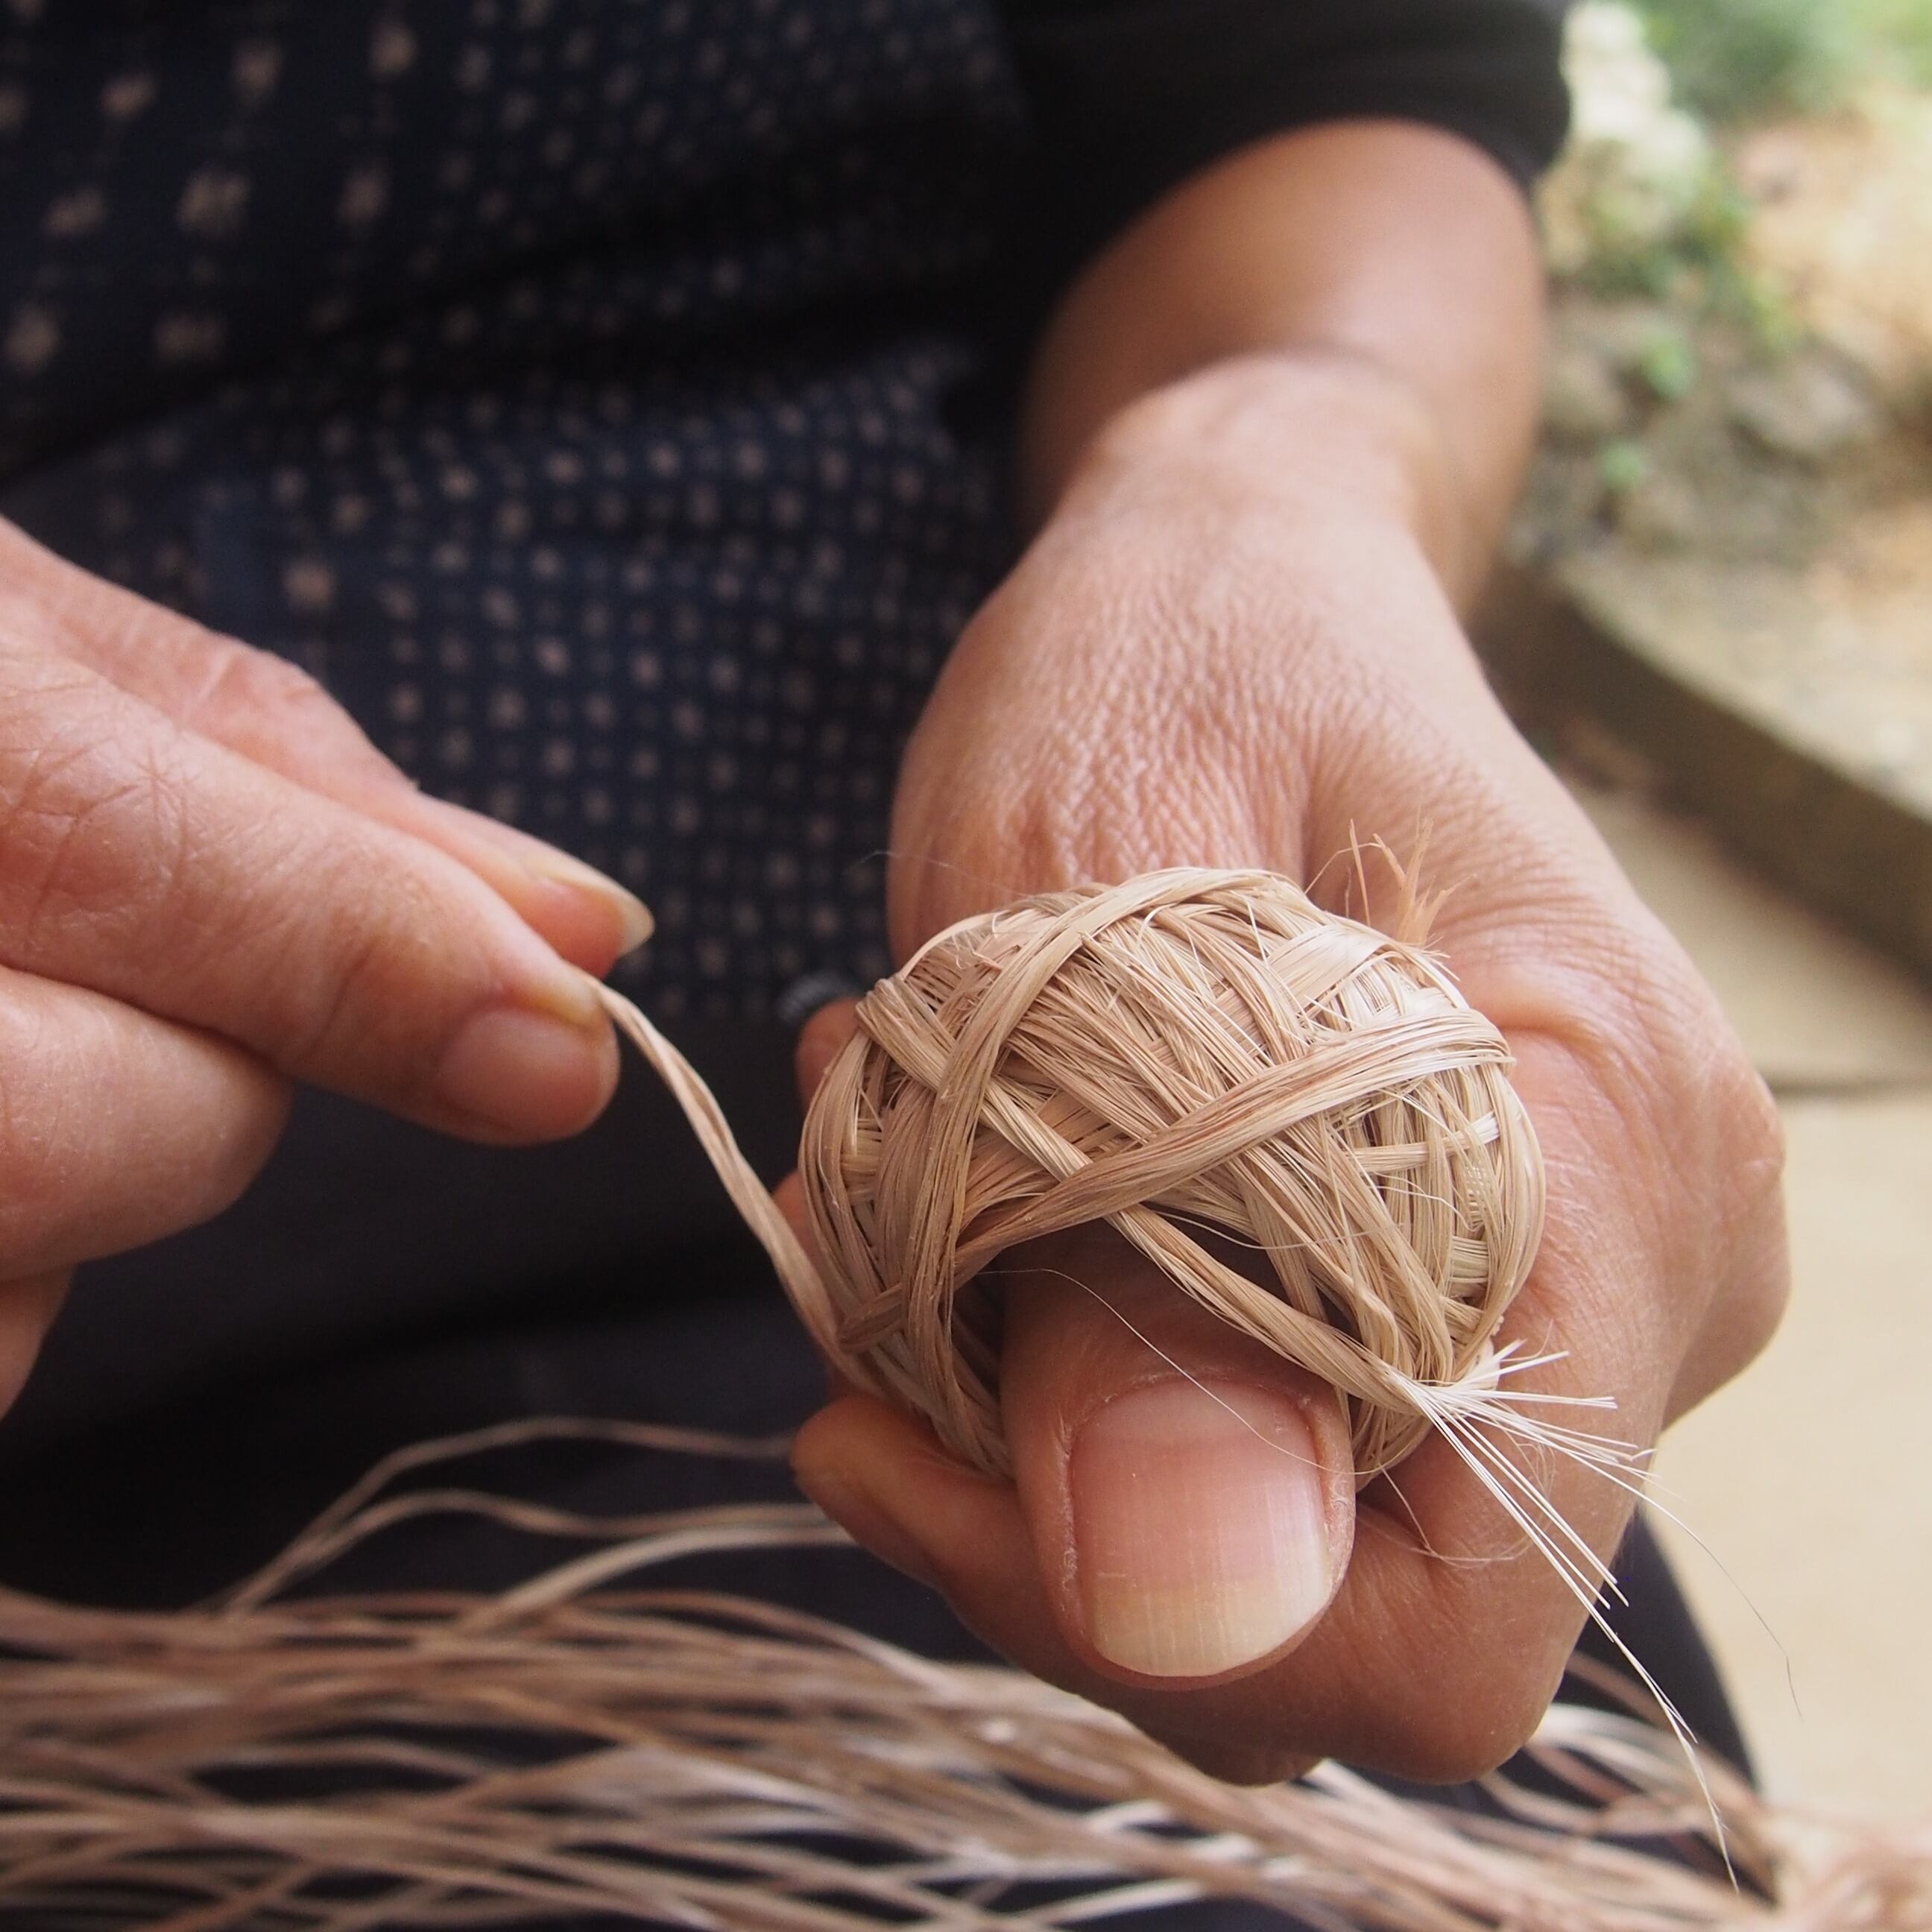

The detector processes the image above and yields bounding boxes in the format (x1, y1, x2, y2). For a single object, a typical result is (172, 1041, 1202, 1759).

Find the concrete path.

(1575, 777, 1932, 1818)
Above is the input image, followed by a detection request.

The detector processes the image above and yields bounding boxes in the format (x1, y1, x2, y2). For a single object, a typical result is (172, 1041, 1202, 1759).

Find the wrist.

(1047, 351, 1470, 600)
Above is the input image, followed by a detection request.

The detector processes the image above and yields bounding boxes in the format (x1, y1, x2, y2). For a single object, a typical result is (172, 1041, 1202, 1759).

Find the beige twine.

(790, 868, 1544, 1480)
(0, 865, 1920, 1925)
(0, 1421, 1922, 1929)
(602, 867, 1647, 1652)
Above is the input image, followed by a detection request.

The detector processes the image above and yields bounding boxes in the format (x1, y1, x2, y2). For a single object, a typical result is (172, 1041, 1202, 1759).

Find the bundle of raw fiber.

(0, 866, 1921, 1929)
(0, 1419, 1922, 1931)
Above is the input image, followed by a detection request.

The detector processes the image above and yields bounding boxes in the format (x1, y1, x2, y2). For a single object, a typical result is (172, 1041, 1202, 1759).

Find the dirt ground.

(1738, 86, 1932, 401)
(1516, 86, 1932, 810)
(1518, 89, 1932, 1816)
(1524, 84, 1932, 599)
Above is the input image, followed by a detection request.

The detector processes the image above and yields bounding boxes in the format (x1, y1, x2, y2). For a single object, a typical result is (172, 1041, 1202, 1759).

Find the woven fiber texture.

(789, 869, 1546, 1480)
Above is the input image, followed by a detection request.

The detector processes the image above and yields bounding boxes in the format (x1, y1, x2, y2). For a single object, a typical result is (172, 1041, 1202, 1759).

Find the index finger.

(0, 645, 616, 1141)
(0, 519, 649, 973)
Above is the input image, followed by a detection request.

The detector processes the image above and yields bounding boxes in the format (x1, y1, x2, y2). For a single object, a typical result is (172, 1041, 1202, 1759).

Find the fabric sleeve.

(1000, 0, 1570, 272)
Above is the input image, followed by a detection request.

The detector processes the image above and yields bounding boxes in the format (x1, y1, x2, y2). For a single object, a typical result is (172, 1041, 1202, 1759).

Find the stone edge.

(1477, 562, 1932, 978)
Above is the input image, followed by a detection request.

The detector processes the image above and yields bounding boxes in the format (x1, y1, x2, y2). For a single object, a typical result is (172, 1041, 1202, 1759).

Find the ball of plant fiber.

(795, 868, 1545, 1482)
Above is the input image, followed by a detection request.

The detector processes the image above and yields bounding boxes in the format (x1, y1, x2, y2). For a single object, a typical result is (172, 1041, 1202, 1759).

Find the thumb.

(783, 993, 1357, 1686)
(999, 1224, 1357, 1684)
(795, 1217, 1359, 1693)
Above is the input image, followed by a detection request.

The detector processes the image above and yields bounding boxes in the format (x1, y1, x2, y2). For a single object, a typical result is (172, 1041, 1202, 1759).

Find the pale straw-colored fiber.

(0, 1421, 1922, 1930)
(600, 869, 1639, 1683)
(0, 866, 1922, 1928)
(790, 868, 1544, 1480)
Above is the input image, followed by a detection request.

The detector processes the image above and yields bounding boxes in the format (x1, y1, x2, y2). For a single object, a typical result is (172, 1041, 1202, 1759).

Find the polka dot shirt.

(0, 0, 1029, 1019)
(0, 1, 1570, 1018)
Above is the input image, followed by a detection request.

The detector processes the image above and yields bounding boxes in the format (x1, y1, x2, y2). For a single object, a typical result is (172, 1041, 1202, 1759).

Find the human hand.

(782, 359, 1788, 1784)
(0, 519, 644, 1415)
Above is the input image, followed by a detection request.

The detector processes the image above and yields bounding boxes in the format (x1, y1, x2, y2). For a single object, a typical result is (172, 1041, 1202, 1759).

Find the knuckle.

(1526, 907, 1755, 1196)
(277, 906, 392, 1070)
(1632, 970, 1787, 1273)
(186, 637, 339, 736)
(0, 727, 194, 950)
(261, 836, 453, 1084)
(1581, 932, 1715, 1096)
(183, 637, 392, 777)
(1725, 1063, 1786, 1200)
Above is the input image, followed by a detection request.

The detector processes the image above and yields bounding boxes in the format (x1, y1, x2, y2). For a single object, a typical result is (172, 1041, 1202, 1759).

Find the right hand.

(0, 518, 648, 1417)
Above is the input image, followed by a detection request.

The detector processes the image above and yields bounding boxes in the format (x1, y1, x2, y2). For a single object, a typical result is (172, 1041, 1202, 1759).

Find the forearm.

(1015, 119, 1547, 610)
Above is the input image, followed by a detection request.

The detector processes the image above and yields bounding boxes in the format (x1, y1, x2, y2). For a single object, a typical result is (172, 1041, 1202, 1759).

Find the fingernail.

(414, 800, 654, 957)
(794, 1465, 944, 1591)
(1070, 1380, 1336, 1679)
(433, 1002, 616, 1137)
(522, 850, 654, 957)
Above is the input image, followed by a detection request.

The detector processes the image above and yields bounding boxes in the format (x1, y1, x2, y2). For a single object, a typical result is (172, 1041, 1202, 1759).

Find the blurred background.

(1480, 0, 1932, 1819)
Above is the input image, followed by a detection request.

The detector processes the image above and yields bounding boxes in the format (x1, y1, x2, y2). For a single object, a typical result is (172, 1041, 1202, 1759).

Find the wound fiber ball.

(794, 869, 1546, 1482)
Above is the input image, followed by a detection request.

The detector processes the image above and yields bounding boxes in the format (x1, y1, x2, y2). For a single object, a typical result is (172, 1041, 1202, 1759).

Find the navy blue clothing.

(0, 0, 1565, 1016)
(1, 0, 1029, 1014)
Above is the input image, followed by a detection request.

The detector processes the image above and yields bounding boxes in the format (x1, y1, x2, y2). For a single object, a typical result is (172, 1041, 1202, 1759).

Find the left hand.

(777, 356, 1788, 1786)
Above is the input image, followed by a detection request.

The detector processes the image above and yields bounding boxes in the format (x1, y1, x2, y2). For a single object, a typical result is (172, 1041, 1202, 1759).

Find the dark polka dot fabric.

(0, 1, 1576, 1019)
(0, 0, 1028, 1017)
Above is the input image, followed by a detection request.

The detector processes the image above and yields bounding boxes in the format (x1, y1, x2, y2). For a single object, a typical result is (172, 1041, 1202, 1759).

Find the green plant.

(1597, 438, 1652, 493)
(1639, 0, 1932, 118)
(1572, 152, 1778, 339)
(1638, 326, 1698, 400)
(1635, 0, 1857, 121)
(1855, 0, 1932, 83)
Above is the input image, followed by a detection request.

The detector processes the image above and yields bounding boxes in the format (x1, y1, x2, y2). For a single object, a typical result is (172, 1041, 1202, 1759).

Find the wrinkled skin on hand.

(0, 520, 642, 1415)
(784, 364, 1789, 1787)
